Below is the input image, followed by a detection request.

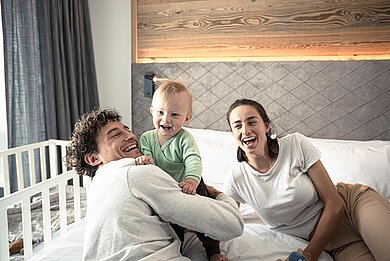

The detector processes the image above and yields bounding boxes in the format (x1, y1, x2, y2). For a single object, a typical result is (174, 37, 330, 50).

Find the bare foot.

(210, 253, 228, 261)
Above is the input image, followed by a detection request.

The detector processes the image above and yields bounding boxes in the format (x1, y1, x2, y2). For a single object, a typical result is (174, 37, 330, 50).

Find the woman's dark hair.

(226, 99, 279, 162)
(65, 108, 122, 177)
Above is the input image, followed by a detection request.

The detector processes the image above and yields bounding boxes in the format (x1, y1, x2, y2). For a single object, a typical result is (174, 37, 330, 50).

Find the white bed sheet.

(227, 224, 332, 261)
(28, 220, 85, 261)
(28, 219, 333, 261)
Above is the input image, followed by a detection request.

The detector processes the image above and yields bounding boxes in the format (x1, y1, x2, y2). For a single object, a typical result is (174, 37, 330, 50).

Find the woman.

(223, 98, 390, 261)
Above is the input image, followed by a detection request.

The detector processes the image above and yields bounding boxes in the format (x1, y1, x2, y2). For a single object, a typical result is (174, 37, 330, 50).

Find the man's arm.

(127, 164, 244, 242)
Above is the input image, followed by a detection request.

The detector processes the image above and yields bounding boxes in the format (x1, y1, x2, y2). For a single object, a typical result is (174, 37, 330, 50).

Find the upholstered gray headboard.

(131, 60, 390, 141)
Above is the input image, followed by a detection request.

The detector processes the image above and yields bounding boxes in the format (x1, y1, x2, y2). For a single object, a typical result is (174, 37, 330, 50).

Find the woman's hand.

(301, 249, 313, 261)
(276, 248, 312, 261)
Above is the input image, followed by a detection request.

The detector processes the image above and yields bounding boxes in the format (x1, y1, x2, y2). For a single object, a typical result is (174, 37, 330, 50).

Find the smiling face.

(85, 121, 142, 167)
(150, 91, 192, 144)
(228, 104, 270, 158)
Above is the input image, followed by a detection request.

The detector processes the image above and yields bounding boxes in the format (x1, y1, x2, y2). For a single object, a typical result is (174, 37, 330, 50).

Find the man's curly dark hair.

(65, 108, 122, 177)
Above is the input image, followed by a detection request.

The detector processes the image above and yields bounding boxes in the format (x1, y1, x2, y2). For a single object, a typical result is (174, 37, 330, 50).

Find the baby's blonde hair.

(153, 80, 193, 114)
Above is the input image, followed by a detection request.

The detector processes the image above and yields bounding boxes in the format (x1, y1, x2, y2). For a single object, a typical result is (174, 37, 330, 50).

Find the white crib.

(0, 140, 89, 260)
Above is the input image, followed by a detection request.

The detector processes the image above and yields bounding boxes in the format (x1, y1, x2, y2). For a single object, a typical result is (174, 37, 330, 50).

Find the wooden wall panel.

(136, 0, 390, 63)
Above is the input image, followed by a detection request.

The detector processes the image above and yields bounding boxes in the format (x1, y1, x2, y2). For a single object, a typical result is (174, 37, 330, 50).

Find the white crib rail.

(0, 169, 86, 260)
(0, 139, 69, 196)
(0, 140, 92, 260)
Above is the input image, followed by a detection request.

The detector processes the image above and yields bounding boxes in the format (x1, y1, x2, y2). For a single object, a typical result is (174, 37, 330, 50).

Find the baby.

(139, 80, 227, 261)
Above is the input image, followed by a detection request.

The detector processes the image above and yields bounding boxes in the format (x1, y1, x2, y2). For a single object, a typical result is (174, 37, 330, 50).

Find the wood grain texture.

(136, 0, 390, 62)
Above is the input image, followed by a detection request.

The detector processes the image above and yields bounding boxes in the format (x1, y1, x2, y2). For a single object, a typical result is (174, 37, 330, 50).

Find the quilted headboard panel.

(132, 60, 390, 141)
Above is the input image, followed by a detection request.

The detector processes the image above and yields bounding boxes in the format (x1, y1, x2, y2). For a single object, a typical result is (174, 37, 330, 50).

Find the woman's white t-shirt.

(223, 133, 323, 240)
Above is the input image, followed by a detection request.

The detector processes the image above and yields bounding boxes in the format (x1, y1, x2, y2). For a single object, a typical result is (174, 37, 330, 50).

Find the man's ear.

(84, 152, 102, 167)
(149, 107, 153, 114)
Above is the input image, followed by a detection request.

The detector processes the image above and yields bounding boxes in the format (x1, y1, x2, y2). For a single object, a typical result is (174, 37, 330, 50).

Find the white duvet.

(29, 220, 333, 261)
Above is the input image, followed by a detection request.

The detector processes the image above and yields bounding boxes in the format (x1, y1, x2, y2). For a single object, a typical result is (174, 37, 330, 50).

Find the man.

(65, 108, 244, 261)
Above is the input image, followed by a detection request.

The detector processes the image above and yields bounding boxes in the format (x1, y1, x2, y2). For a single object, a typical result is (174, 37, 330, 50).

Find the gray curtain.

(1, 0, 99, 191)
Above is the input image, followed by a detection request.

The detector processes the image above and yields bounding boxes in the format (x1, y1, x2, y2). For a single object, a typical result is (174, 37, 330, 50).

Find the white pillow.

(185, 127, 236, 189)
(186, 128, 267, 222)
(310, 138, 390, 199)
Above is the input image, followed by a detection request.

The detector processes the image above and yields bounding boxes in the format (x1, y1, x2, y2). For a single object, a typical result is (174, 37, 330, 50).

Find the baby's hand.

(179, 179, 198, 195)
(135, 155, 155, 165)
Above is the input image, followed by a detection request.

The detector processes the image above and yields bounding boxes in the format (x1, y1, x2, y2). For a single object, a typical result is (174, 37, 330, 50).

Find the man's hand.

(179, 178, 198, 194)
(135, 155, 155, 165)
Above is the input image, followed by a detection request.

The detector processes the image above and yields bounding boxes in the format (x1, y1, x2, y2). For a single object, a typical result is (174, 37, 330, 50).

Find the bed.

(1, 128, 389, 261)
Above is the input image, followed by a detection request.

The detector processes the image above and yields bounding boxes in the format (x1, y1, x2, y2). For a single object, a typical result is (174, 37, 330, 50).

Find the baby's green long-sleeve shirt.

(140, 129, 202, 183)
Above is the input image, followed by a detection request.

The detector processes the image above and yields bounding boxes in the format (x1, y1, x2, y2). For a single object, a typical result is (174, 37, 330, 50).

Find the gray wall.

(132, 60, 390, 141)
